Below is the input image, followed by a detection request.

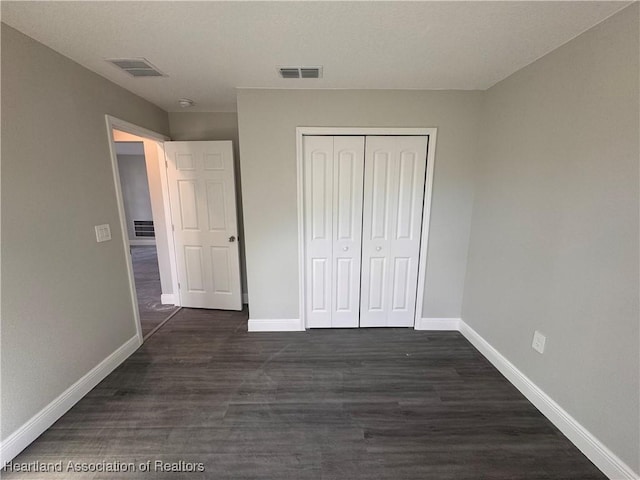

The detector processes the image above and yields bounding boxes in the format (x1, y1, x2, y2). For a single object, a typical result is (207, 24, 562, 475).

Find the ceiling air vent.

(107, 58, 166, 78)
(278, 66, 323, 79)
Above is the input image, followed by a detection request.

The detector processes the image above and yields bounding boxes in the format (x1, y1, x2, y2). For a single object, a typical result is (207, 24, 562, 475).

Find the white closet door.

(304, 136, 333, 328)
(304, 136, 364, 328)
(332, 137, 365, 327)
(360, 136, 428, 327)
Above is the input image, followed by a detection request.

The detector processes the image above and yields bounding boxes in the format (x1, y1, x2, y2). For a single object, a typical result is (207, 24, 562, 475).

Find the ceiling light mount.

(178, 98, 195, 108)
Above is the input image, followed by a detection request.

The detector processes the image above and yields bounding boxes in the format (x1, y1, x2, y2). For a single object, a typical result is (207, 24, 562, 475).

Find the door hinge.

(177, 282, 181, 290)
(172, 224, 175, 231)
(165, 159, 168, 168)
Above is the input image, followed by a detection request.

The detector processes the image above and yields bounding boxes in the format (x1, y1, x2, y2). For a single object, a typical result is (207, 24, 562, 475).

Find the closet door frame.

(296, 127, 438, 330)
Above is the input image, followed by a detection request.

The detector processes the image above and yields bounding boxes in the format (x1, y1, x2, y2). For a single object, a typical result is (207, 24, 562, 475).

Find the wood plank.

(2, 308, 606, 479)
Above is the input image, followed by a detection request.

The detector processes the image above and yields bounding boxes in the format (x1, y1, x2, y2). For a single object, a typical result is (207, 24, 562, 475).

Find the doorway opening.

(113, 132, 178, 338)
(106, 116, 179, 341)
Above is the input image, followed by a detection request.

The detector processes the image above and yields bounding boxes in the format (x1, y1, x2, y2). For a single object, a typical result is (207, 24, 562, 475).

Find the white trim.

(295, 130, 306, 331)
(415, 317, 461, 331)
(129, 239, 156, 246)
(0, 336, 140, 467)
(155, 141, 181, 307)
(248, 319, 305, 332)
(160, 293, 176, 305)
(105, 115, 169, 142)
(458, 320, 639, 480)
(242, 293, 249, 305)
(295, 127, 438, 330)
(105, 116, 177, 342)
(142, 141, 176, 303)
(413, 131, 437, 327)
(105, 119, 144, 343)
(298, 127, 434, 136)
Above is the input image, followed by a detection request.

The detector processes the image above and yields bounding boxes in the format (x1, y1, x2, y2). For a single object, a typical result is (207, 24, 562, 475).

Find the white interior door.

(360, 136, 428, 327)
(304, 136, 364, 328)
(164, 141, 242, 310)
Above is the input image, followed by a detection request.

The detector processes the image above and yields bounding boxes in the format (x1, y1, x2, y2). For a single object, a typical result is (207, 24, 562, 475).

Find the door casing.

(105, 115, 173, 344)
(296, 127, 438, 330)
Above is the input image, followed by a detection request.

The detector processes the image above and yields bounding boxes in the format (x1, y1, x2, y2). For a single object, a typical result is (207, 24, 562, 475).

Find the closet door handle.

(229, 236, 236, 243)
(343, 246, 349, 251)
(376, 246, 382, 251)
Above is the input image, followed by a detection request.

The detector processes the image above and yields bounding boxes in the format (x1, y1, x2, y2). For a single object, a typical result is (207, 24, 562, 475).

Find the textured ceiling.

(1, 1, 630, 112)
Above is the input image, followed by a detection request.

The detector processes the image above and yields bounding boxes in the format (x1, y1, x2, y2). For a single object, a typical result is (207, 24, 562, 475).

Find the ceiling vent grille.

(107, 58, 166, 78)
(278, 66, 323, 79)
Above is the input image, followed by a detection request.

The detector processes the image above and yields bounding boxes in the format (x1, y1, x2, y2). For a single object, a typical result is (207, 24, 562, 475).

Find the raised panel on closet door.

(387, 137, 428, 326)
(360, 144, 394, 327)
(304, 136, 334, 328)
(360, 136, 428, 327)
(331, 136, 364, 328)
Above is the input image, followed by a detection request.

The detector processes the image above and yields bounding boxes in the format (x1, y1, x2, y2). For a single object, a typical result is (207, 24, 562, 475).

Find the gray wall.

(168, 112, 248, 298)
(116, 152, 154, 242)
(462, 4, 639, 472)
(1, 24, 169, 440)
(237, 89, 483, 319)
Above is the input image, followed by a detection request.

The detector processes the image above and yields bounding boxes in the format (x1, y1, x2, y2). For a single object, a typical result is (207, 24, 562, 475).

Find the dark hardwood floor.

(130, 245, 178, 337)
(3, 309, 606, 479)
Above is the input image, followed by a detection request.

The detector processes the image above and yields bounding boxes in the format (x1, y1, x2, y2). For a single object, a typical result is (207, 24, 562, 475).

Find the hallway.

(130, 246, 178, 337)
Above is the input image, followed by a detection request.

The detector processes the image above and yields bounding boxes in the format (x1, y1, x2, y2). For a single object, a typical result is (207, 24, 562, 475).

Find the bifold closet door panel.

(304, 136, 333, 328)
(304, 136, 364, 328)
(331, 136, 365, 327)
(360, 136, 428, 327)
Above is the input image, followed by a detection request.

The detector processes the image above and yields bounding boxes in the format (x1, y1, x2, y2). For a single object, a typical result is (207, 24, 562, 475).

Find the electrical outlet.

(532, 330, 546, 354)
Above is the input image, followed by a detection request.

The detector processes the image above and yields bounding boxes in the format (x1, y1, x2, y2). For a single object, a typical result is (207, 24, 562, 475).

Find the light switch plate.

(532, 330, 546, 354)
(95, 224, 112, 243)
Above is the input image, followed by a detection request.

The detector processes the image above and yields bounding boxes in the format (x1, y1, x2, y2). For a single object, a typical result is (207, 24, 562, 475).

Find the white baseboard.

(242, 293, 248, 305)
(0, 335, 141, 467)
(160, 293, 176, 305)
(248, 318, 304, 332)
(458, 321, 639, 480)
(129, 239, 156, 246)
(415, 317, 461, 330)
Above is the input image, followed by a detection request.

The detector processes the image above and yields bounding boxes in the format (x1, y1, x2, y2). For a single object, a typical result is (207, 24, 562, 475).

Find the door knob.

(343, 246, 349, 251)
(376, 246, 382, 251)
(229, 236, 236, 242)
